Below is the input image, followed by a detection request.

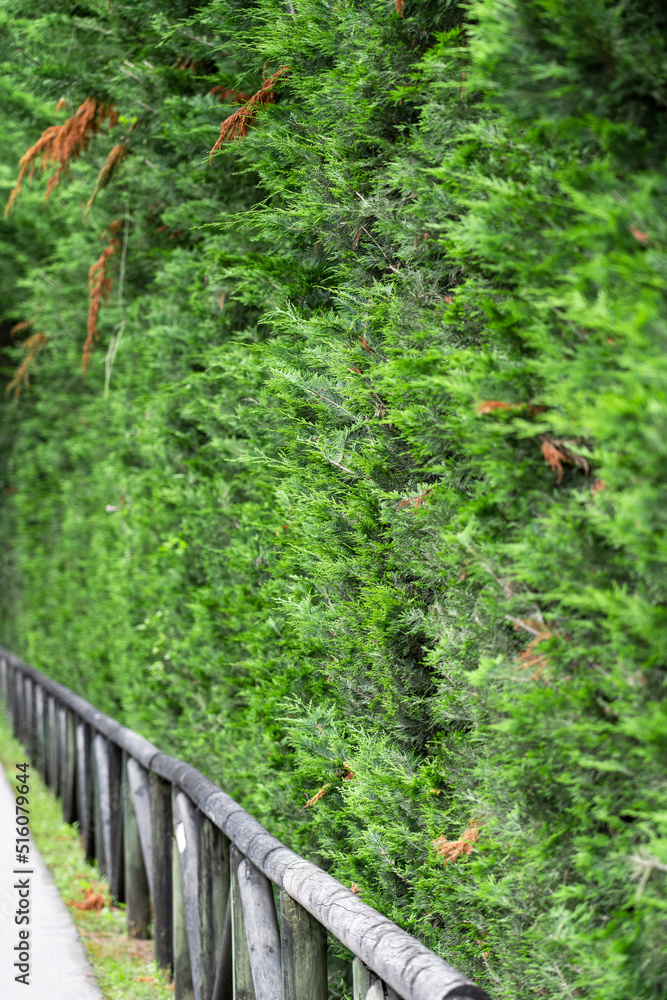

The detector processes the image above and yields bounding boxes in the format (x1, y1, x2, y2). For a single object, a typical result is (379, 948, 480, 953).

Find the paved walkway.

(0, 763, 103, 999)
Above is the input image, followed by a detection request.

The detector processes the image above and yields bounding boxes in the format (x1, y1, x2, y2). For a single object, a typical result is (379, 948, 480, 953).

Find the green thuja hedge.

(1, 1, 666, 996)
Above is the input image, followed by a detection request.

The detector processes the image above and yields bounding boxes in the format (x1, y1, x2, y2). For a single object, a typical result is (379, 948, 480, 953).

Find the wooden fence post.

(61, 708, 78, 825)
(174, 793, 201, 1000)
(173, 808, 195, 1000)
(47, 696, 60, 795)
(24, 677, 34, 759)
(366, 981, 385, 1000)
(13, 669, 22, 740)
(237, 856, 281, 1000)
(352, 959, 371, 1000)
(5, 661, 14, 727)
(127, 758, 154, 897)
(0, 655, 7, 706)
(76, 721, 95, 862)
(123, 752, 151, 939)
(94, 734, 112, 878)
(280, 890, 327, 1000)
(108, 740, 124, 902)
(198, 817, 230, 1000)
(151, 773, 173, 971)
(35, 686, 46, 781)
(211, 895, 233, 1000)
(230, 846, 255, 1000)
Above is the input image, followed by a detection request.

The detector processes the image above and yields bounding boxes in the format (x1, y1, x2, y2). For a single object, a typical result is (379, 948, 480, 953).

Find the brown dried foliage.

(395, 0, 405, 16)
(84, 143, 129, 219)
(9, 320, 33, 337)
(209, 85, 252, 104)
(398, 488, 432, 510)
(540, 434, 590, 484)
(513, 619, 553, 679)
(210, 66, 290, 156)
(433, 820, 481, 864)
(68, 886, 107, 911)
(476, 400, 546, 415)
(476, 400, 521, 414)
(6, 328, 48, 400)
(84, 220, 121, 375)
(175, 56, 202, 73)
(5, 98, 118, 215)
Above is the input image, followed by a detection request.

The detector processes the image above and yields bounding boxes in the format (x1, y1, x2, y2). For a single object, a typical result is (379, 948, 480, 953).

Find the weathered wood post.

(237, 856, 281, 1000)
(122, 752, 151, 938)
(76, 721, 95, 862)
(281, 891, 327, 1000)
(35, 685, 46, 781)
(174, 793, 201, 1000)
(47, 696, 60, 795)
(4, 661, 14, 726)
(173, 808, 195, 1000)
(352, 958, 371, 1000)
(24, 677, 34, 760)
(198, 817, 230, 1000)
(20, 672, 28, 746)
(94, 733, 112, 878)
(61, 708, 78, 825)
(211, 896, 233, 1000)
(13, 668, 23, 740)
(230, 846, 255, 1000)
(108, 740, 125, 902)
(127, 758, 154, 897)
(151, 773, 174, 971)
(0, 655, 7, 707)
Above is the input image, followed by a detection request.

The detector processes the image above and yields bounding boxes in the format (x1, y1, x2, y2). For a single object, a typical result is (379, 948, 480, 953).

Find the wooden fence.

(0, 646, 491, 1000)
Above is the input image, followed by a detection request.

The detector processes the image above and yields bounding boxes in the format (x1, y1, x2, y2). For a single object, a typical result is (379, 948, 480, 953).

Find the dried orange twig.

(302, 783, 332, 810)
(84, 220, 121, 375)
(6, 329, 48, 400)
(209, 66, 290, 156)
(9, 320, 33, 337)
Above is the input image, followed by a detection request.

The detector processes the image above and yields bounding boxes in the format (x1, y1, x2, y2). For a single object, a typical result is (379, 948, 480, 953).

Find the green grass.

(0, 708, 174, 999)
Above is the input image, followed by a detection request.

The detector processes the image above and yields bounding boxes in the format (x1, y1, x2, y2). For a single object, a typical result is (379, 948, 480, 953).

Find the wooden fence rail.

(0, 647, 491, 1000)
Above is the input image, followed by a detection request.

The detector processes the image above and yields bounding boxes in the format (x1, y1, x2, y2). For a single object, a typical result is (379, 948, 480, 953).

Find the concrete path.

(0, 763, 103, 999)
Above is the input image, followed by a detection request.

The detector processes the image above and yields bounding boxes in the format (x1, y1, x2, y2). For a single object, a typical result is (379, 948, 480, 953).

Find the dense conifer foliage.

(1, 2, 666, 996)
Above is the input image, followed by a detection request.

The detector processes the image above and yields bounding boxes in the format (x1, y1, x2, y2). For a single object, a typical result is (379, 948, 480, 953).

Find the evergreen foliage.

(1, 2, 666, 996)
